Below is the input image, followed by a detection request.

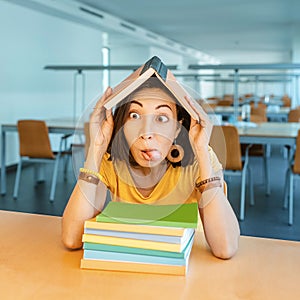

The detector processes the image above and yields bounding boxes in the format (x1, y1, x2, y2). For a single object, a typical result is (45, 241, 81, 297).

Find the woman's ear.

(175, 120, 183, 138)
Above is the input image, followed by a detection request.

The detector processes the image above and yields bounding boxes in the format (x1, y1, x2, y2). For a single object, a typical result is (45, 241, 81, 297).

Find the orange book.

(103, 56, 200, 122)
(80, 258, 189, 275)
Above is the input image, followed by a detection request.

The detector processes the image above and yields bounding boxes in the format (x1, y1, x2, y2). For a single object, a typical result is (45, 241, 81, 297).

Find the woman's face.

(123, 88, 180, 167)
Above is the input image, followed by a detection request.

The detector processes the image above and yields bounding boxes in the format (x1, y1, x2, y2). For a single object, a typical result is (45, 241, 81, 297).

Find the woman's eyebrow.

(130, 100, 143, 107)
(156, 104, 173, 111)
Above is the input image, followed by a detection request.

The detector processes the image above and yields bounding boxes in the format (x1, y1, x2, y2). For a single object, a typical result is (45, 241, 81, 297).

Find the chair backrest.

(293, 130, 300, 174)
(217, 99, 233, 106)
(250, 104, 267, 122)
(17, 120, 55, 159)
(282, 95, 291, 107)
(288, 109, 300, 122)
(210, 125, 243, 171)
(250, 114, 266, 123)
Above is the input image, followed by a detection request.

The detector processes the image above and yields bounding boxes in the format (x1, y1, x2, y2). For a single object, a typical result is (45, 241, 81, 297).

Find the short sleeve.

(99, 153, 115, 190)
(208, 146, 223, 173)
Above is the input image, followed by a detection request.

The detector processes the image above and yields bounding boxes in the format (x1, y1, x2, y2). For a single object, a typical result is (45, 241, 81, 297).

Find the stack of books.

(80, 202, 198, 275)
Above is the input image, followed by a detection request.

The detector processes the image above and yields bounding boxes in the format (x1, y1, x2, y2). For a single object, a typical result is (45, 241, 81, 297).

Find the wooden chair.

(251, 103, 267, 122)
(288, 109, 300, 122)
(217, 99, 233, 106)
(283, 130, 300, 225)
(282, 95, 291, 107)
(66, 122, 90, 174)
(210, 125, 254, 220)
(13, 120, 69, 201)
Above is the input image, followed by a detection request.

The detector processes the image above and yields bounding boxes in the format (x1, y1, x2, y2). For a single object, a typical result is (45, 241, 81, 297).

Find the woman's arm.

(198, 170, 240, 259)
(187, 98, 240, 259)
(61, 179, 108, 250)
(62, 88, 114, 249)
(195, 148, 240, 259)
(199, 190, 240, 259)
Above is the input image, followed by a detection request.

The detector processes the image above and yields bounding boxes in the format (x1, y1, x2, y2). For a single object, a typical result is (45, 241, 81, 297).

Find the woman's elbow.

(61, 233, 83, 250)
(212, 244, 238, 260)
(211, 237, 239, 260)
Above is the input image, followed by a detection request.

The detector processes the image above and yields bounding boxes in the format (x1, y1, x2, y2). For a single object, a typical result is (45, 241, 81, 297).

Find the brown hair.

(107, 77, 194, 167)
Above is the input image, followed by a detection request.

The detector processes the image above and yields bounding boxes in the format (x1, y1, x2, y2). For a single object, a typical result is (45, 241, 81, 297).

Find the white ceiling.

(74, 0, 300, 63)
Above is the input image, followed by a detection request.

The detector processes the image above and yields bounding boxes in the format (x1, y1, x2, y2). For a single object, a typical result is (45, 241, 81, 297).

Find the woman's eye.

(156, 115, 169, 123)
(129, 112, 141, 120)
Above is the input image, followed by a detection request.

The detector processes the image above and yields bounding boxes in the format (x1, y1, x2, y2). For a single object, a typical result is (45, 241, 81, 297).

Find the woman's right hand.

(85, 87, 114, 171)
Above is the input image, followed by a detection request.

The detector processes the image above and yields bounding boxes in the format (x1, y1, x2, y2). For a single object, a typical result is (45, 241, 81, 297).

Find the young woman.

(62, 78, 240, 259)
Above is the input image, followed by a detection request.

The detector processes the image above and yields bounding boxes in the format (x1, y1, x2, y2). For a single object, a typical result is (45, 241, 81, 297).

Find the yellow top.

(99, 147, 222, 205)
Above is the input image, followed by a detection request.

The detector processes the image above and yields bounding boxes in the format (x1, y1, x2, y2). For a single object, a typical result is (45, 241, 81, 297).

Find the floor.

(1, 145, 299, 241)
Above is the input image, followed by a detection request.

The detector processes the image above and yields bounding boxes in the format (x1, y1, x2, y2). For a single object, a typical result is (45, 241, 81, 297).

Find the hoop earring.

(167, 140, 184, 163)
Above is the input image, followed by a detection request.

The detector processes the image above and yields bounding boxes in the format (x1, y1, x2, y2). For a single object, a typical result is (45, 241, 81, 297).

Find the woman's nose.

(139, 115, 154, 139)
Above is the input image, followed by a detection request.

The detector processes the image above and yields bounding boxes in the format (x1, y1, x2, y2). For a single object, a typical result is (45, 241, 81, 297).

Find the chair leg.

(264, 144, 271, 196)
(13, 160, 22, 199)
(240, 168, 247, 221)
(36, 164, 46, 183)
(283, 168, 290, 209)
(49, 155, 60, 202)
(288, 173, 294, 226)
(248, 166, 254, 206)
(63, 152, 71, 181)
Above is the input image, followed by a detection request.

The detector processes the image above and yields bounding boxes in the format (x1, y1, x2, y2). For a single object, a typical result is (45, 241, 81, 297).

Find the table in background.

(1, 118, 81, 195)
(212, 106, 290, 121)
(0, 210, 300, 299)
(237, 122, 300, 195)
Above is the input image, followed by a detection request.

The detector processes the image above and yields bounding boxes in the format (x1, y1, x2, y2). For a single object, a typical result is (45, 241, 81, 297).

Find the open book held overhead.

(103, 56, 200, 122)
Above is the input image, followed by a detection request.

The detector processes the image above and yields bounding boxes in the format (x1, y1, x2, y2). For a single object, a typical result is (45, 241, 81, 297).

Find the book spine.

(83, 249, 187, 266)
(80, 259, 186, 275)
(83, 242, 185, 258)
(83, 228, 184, 243)
(140, 56, 167, 81)
(82, 234, 183, 252)
(85, 220, 185, 236)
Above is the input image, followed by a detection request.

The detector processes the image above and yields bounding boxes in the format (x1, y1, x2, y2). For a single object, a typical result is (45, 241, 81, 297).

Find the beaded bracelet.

(79, 168, 102, 180)
(79, 168, 102, 185)
(195, 176, 221, 193)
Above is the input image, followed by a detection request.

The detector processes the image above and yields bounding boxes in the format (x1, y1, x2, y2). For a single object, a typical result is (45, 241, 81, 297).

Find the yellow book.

(80, 259, 188, 276)
(82, 233, 190, 252)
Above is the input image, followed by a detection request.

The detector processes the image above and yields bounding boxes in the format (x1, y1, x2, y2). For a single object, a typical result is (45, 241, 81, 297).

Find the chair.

(282, 95, 291, 107)
(288, 108, 300, 122)
(283, 129, 300, 225)
(210, 125, 254, 220)
(217, 99, 233, 106)
(13, 120, 68, 201)
(250, 103, 267, 122)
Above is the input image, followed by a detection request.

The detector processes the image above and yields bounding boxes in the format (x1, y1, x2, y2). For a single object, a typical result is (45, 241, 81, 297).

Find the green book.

(96, 202, 198, 228)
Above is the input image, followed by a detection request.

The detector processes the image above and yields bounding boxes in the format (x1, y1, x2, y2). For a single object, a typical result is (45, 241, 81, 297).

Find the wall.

(1, 1, 152, 165)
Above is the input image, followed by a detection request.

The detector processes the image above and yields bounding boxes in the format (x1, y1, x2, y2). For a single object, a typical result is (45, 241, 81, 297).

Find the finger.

(185, 96, 209, 125)
(90, 87, 113, 122)
(105, 108, 113, 124)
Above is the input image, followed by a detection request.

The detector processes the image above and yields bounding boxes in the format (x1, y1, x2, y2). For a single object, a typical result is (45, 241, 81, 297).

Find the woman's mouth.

(141, 149, 162, 161)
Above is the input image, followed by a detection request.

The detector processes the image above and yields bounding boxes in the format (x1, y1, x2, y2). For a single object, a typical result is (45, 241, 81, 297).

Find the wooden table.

(1, 210, 300, 299)
(238, 122, 300, 195)
(213, 106, 290, 121)
(238, 121, 300, 146)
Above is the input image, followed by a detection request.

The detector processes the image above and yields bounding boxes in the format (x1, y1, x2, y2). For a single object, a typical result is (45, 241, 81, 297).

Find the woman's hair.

(107, 77, 195, 167)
